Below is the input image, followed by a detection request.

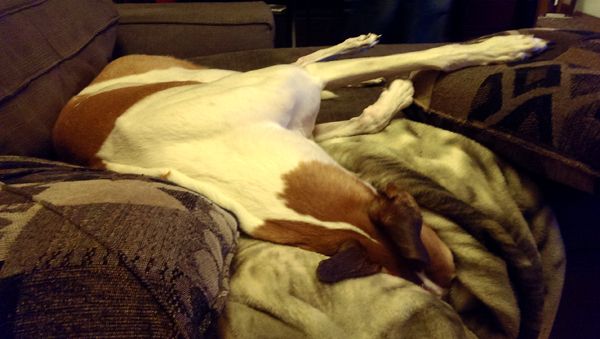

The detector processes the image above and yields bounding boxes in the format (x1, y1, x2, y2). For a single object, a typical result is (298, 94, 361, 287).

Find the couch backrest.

(114, 1, 275, 58)
(0, 0, 118, 158)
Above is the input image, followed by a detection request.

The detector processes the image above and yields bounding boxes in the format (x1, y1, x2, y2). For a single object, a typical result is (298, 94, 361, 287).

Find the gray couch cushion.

(114, 2, 275, 58)
(0, 0, 118, 158)
(0, 156, 238, 337)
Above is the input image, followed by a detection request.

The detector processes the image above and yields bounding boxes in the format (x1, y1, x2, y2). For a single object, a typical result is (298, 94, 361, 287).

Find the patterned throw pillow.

(409, 29, 600, 193)
(0, 157, 238, 337)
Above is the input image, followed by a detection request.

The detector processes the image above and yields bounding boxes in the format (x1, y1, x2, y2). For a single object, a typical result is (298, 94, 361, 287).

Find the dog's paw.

(295, 33, 381, 66)
(479, 34, 547, 61)
(439, 34, 548, 71)
(371, 79, 414, 116)
(342, 33, 381, 51)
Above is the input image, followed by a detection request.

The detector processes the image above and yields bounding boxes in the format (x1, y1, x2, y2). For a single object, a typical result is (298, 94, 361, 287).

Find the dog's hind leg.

(295, 33, 381, 66)
(314, 78, 413, 141)
(304, 34, 547, 89)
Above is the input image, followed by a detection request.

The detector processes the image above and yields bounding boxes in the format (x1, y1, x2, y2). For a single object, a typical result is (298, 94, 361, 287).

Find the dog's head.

(255, 161, 454, 292)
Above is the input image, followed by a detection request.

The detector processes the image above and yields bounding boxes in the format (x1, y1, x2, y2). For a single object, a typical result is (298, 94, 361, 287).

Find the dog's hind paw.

(477, 34, 547, 62)
(342, 33, 381, 51)
(295, 33, 381, 66)
(438, 34, 548, 71)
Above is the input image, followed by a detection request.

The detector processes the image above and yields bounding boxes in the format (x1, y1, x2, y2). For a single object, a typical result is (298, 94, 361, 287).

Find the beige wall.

(576, 0, 600, 17)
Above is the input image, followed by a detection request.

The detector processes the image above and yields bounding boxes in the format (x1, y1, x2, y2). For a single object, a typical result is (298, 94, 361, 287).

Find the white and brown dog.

(53, 34, 546, 294)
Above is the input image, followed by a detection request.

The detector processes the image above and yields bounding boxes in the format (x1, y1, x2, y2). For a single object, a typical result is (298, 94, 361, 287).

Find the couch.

(1, 0, 598, 338)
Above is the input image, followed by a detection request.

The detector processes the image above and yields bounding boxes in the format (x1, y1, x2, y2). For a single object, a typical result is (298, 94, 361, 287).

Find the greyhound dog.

(53, 33, 546, 294)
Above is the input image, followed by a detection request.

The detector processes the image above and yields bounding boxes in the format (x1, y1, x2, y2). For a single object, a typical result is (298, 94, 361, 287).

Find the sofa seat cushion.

(114, 1, 274, 58)
(409, 29, 600, 193)
(0, 156, 238, 337)
(0, 0, 118, 158)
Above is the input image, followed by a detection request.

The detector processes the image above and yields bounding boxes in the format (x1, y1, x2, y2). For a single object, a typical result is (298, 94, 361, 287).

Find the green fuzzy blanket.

(221, 119, 565, 339)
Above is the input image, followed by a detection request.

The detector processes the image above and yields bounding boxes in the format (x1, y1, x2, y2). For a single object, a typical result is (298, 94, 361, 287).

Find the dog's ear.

(316, 240, 381, 283)
(369, 183, 430, 268)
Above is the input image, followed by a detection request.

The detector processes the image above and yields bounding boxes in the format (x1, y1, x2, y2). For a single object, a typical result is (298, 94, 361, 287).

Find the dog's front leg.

(314, 79, 413, 141)
(304, 34, 546, 89)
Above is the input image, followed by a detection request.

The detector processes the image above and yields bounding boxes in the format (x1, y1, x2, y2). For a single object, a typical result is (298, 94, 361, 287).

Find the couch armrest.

(114, 1, 274, 59)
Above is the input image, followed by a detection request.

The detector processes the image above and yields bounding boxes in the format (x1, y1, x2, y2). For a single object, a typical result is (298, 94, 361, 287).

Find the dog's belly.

(101, 121, 374, 237)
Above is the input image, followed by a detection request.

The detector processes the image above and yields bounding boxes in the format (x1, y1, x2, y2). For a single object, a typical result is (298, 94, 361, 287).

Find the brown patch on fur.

(53, 81, 200, 167)
(91, 55, 205, 84)
(279, 161, 379, 237)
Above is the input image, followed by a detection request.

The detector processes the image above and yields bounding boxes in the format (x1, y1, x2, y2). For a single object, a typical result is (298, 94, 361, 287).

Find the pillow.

(0, 156, 238, 337)
(0, 0, 118, 158)
(409, 29, 600, 193)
